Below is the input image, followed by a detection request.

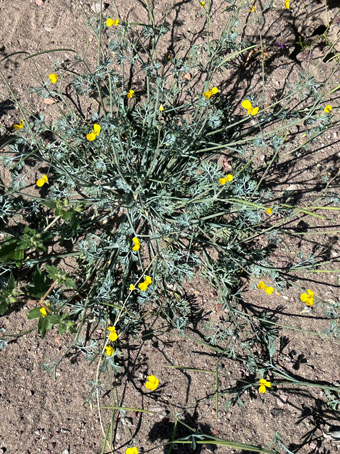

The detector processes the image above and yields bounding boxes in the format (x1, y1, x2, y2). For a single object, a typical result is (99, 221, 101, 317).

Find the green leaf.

(27, 267, 51, 298)
(63, 277, 77, 289)
(45, 265, 60, 280)
(38, 317, 48, 338)
(69, 212, 80, 234)
(47, 314, 60, 325)
(58, 319, 76, 335)
(7, 273, 17, 292)
(38, 316, 56, 338)
(0, 273, 20, 315)
(62, 210, 72, 221)
(0, 239, 24, 263)
(42, 200, 58, 209)
(28, 307, 43, 319)
(0, 300, 9, 316)
(58, 321, 66, 334)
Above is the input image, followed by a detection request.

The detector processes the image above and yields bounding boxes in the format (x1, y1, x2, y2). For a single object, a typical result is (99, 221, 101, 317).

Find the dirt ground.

(1, 1, 340, 454)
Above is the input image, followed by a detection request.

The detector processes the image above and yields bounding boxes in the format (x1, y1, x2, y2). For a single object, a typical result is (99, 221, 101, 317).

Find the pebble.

(91, 2, 108, 12)
(286, 184, 298, 191)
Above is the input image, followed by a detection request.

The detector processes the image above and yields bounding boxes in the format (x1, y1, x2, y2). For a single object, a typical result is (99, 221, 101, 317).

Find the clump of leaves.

(0, 1, 339, 358)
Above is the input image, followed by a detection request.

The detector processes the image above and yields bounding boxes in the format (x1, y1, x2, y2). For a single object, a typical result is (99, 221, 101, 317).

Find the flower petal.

(300, 293, 308, 303)
(13, 119, 25, 129)
(36, 178, 46, 187)
(242, 100, 252, 110)
(105, 346, 114, 356)
(48, 73, 59, 84)
(93, 123, 101, 135)
(138, 282, 148, 291)
(86, 132, 96, 141)
(265, 286, 274, 295)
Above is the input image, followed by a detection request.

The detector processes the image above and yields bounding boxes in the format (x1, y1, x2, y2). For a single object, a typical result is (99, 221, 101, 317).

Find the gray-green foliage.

(0, 2, 339, 367)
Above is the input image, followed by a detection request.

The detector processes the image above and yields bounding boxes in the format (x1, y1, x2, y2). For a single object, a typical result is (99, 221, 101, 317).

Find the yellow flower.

(138, 282, 148, 291)
(86, 132, 96, 141)
(145, 375, 159, 391)
(132, 237, 141, 251)
(250, 5, 256, 12)
(200, 1, 206, 7)
(40, 307, 47, 317)
(126, 448, 138, 454)
(127, 89, 134, 99)
(107, 326, 118, 342)
(13, 119, 25, 129)
(105, 346, 114, 356)
(219, 174, 233, 185)
(36, 174, 49, 187)
(138, 275, 152, 291)
(264, 286, 274, 295)
(259, 378, 271, 394)
(257, 281, 266, 290)
(129, 284, 135, 291)
(106, 18, 119, 27)
(284, 0, 290, 9)
(86, 123, 101, 141)
(300, 289, 314, 307)
(204, 87, 219, 99)
(266, 207, 273, 215)
(93, 123, 101, 135)
(257, 281, 274, 294)
(324, 105, 332, 114)
(48, 73, 59, 84)
(159, 104, 165, 111)
(242, 99, 259, 116)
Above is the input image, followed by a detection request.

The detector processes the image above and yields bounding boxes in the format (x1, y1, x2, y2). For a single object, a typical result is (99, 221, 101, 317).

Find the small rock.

(286, 184, 298, 191)
(62, 450, 69, 454)
(279, 393, 288, 403)
(91, 2, 108, 12)
(271, 408, 283, 418)
(44, 98, 55, 105)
